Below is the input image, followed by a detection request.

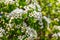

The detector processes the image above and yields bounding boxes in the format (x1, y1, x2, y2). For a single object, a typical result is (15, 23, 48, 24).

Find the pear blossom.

(54, 25, 60, 30)
(0, 0, 46, 39)
(52, 33, 57, 37)
(11, 8, 24, 13)
(8, 8, 24, 18)
(33, 11, 42, 20)
(0, 33, 3, 37)
(0, 27, 5, 37)
(4, 0, 15, 5)
(29, 11, 42, 20)
(23, 22, 27, 27)
(26, 0, 30, 4)
(28, 3, 36, 9)
(54, 18, 59, 22)
(43, 16, 51, 24)
(18, 35, 22, 40)
(0, 27, 5, 33)
(52, 32, 60, 37)
(26, 27, 37, 38)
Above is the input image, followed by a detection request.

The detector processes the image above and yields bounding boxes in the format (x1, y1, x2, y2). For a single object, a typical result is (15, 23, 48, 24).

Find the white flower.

(16, 3, 19, 6)
(8, 8, 24, 18)
(24, 6, 30, 12)
(0, 27, 5, 37)
(4, 0, 15, 4)
(29, 11, 42, 20)
(43, 16, 51, 23)
(54, 18, 59, 22)
(26, 0, 30, 4)
(28, 3, 36, 9)
(52, 32, 60, 37)
(6, 23, 14, 29)
(18, 35, 28, 40)
(11, 8, 24, 14)
(18, 36, 22, 40)
(52, 33, 58, 37)
(34, 3, 41, 11)
(8, 24, 13, 28)
(54, 25, 60, 30)
(26, 27, 37, 38)
(23, 22, 27, 27)
(33, 11, 42, 20)
(24, 0, 41, 11)
(32, 0, 37, 3)
(57, 32, 60, 37)
(29, 13, 34, 17)
(0, 27, 5, 33)
(0, 33, 3, 37)
(10, 17, 14, 19)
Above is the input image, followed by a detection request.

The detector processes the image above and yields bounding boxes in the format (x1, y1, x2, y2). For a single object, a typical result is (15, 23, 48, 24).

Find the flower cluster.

(0, 0, 42, 40)
(0, 0, 60, 40)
